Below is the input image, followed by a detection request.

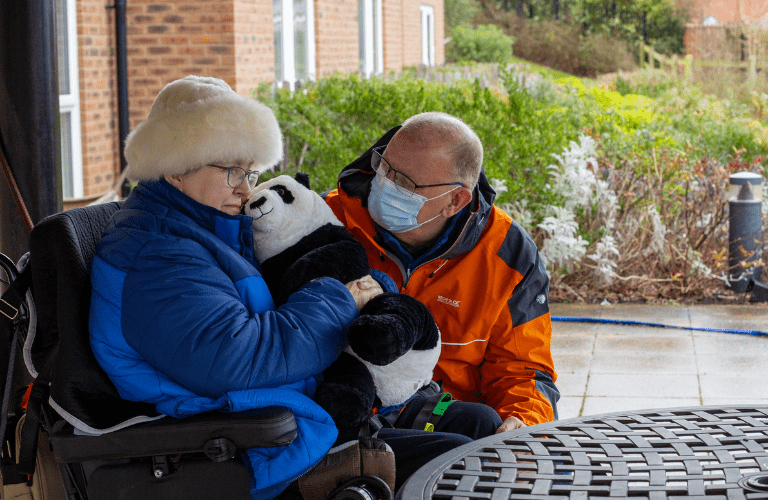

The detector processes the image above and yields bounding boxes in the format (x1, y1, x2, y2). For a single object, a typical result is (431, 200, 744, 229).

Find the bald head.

(400, 112, 483, 190)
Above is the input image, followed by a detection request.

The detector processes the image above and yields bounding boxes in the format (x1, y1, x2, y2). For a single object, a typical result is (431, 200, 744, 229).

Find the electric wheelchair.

(0, 202, 392, 500)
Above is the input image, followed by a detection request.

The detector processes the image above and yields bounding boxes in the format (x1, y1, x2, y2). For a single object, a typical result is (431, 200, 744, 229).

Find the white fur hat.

(125, 75, 282, 180)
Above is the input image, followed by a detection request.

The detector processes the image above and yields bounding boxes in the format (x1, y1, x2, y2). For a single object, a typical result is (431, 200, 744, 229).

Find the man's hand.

(496, 416, 526, 434)
(344, 275, 383, 311)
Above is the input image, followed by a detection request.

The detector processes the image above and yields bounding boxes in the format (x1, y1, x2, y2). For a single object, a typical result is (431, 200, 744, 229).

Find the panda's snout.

(249, 197, 267, 210)
(247, 194, 273, 220)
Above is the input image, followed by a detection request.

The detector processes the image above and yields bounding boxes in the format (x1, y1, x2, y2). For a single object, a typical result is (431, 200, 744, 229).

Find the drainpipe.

(108, 0, 130, 196)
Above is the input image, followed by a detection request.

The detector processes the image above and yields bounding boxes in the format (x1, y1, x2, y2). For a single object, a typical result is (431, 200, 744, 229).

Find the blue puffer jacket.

(89, 179, 359, 500)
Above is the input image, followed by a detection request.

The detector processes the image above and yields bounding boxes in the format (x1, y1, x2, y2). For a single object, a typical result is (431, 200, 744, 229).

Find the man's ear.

(441, 187, 473, 218)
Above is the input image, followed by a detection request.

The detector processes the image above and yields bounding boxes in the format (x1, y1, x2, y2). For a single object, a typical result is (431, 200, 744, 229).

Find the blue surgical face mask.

(368, 168, 460, 233)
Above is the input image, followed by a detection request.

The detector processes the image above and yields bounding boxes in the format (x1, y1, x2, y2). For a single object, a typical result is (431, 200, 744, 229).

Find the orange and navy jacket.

(324, 126, 560, 426)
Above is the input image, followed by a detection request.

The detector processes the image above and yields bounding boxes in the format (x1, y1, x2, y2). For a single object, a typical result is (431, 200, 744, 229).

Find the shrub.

(574, 0, 686, 56)
(606, 68, 767, 164)
(471, 4, 638, 77)
(445, 0, 478, 31)
(576, 32, 637, 77)
(255, 72, 583, 207)
(256, 70, 768, 302)
(446, 24, 514, 64)
(530, 134, 746, 303)
(507, 19, 583, 74)
(643, 1, 687, 56)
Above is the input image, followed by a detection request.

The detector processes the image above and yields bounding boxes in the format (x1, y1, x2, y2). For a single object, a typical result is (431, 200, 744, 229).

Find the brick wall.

(315, 0, 360, 77)
(684, 24, 745, 60)
(73, 0, 443, 200)
(401, 0, 421, 66)
(125, 0, 238, 130)
(78, 0, 120, 196)
(679, 0, 743, 25)
(234, 0, 275, 94)
(382, 0, 444, 71)
(382, 0, 403, 70)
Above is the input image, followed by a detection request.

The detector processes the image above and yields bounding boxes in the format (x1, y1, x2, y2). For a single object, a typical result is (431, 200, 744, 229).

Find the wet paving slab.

(549, 303, 768, 420)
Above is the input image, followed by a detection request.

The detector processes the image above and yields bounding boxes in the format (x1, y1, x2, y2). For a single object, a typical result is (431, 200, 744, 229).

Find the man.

(325, 112, 559, 431)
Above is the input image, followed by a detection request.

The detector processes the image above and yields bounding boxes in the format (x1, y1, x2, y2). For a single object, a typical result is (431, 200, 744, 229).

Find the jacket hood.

(336, 125, 497, 259)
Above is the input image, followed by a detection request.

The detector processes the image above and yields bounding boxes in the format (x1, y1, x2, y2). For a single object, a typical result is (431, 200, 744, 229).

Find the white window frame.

(420, 5, 435, 67)
(360, 0, 383, 77)
(274, 0, 316, 90)
(57, 0, 83, 199)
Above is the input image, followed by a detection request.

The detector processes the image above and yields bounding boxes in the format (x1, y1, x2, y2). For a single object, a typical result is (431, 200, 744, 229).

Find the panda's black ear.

(295, 172, 310, 189)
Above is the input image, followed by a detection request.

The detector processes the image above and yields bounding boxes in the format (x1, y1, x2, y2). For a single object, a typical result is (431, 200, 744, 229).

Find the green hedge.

(256, 73, 584, 210)
(446, 25, 514, 64)
(255, 70, 768, 222)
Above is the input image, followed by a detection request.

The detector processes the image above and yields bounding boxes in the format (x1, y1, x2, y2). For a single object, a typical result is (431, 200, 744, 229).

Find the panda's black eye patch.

(270, 184, 295, 204)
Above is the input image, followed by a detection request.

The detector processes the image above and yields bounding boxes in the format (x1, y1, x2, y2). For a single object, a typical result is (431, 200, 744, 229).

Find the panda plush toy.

(244, 172, 441, 434)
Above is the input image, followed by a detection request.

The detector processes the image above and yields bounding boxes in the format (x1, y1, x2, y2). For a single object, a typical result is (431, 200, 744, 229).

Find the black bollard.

(728, 172, 763, 293)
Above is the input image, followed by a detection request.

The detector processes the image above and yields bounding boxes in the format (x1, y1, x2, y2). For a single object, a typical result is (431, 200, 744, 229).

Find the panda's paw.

(315, 352, 376, 428)
(315, 381, 375, 429)
(348, 293, 438, 365)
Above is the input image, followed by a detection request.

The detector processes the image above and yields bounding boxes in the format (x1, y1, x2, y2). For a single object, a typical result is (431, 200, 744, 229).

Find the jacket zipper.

(383, 212, 478, 289)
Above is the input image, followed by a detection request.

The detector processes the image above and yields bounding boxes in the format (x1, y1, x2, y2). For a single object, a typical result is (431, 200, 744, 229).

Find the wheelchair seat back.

(27, 201, 159, 432)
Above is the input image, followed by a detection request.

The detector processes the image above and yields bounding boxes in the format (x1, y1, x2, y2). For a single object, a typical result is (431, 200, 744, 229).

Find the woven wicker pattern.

(402, 406, 768, 500)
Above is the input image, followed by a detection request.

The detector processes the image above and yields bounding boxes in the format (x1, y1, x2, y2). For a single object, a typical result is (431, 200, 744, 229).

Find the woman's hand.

(344, 275, 383, 311)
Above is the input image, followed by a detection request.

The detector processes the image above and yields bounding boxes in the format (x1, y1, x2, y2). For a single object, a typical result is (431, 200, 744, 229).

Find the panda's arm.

(261, 223, 370, 305)
(121, 243, 358, 397)
(276, 239, 370, 304)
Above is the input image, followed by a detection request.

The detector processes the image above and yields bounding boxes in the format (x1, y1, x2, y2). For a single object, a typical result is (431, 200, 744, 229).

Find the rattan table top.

(396, 405, 768, 500)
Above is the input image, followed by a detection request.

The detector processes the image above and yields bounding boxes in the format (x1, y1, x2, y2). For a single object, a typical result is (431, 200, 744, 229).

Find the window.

(274, 0, 316, 89)
(55, 0, 83, 198)
(358, 0, 383, 77)
(420, 5, 435, 67)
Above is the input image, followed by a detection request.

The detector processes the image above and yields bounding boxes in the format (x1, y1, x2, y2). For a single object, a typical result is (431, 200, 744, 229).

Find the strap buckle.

(432, 393, 453, 417)
(422, 392, 453, 432)
(0, 297, 18, 321)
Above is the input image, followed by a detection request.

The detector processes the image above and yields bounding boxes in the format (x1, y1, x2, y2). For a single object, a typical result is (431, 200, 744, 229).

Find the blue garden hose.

(551, 316, 768, 338)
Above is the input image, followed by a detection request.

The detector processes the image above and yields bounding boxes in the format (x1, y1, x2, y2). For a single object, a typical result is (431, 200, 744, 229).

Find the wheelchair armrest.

(48, 407, 298, 463)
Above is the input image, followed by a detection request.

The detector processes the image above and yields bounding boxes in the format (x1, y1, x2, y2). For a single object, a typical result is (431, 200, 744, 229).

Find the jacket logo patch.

(536, 294, 546, 304)
(437, 295, 461, 308)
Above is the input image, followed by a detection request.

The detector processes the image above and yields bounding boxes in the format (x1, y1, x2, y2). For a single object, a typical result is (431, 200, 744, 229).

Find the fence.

(641, 44, 763, 89)
(384, 63, 513, 86)
(273, 62, 532, 95)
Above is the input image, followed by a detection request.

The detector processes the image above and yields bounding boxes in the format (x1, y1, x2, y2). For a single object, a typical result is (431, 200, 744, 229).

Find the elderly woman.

(88, 76, 497, 500)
